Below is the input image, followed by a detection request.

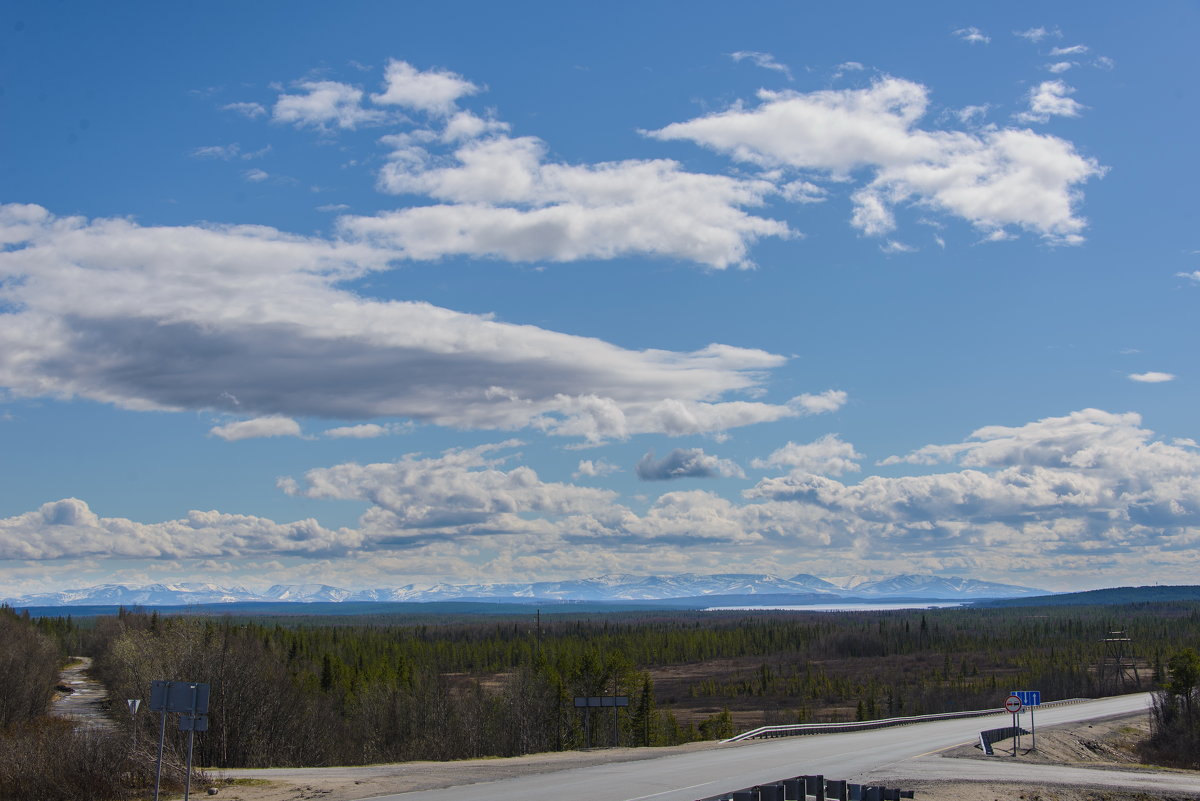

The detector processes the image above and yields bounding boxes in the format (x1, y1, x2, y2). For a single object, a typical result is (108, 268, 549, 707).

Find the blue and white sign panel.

(1011, 690, 1041, 707)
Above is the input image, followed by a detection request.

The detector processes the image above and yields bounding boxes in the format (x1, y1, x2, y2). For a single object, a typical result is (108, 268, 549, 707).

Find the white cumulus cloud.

(0, 498, 360, 560)
(324, 423, 398, 439)
(345, 132, 791, 269)
(273, 80, 389, 130)
(371, 59, 481, 115)
(209, 416, 303, 441)
(0, 204, 835, 441)
(635, 448, 745, 481)
(1129, 372, 1176, 383)
(751, 433, 863, 476)
(5, 409, 1200, 588)
(573, 459, 620, 479)
(648, 77, 1103, 244)
(1016, 80, 1084, 123)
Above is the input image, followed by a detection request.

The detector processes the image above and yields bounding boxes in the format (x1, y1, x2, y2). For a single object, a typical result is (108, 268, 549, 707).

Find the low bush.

(0, 718, 193, 801)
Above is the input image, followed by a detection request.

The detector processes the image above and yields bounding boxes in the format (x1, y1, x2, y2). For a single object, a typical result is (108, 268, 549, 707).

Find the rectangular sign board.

(149, 681, 211, 714)
(179, 714, 209, 732)
(1011, 690, 1041, 707)
(573, 696, 630, 707)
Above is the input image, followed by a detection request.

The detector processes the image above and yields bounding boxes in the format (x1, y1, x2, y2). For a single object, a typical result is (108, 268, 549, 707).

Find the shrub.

(0, 717, 198, 801)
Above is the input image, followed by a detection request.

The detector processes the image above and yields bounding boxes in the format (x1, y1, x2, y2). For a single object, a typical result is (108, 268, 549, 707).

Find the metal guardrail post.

(757, 783, 785, 801)
(697, 775, 909, 801)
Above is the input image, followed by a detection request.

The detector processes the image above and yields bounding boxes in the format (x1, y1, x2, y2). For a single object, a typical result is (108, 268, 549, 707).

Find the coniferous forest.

(2, 599, 1200, 796)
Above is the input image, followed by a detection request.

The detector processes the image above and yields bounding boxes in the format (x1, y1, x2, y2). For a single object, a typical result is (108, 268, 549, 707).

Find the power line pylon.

(1099, 630, 1140, 694)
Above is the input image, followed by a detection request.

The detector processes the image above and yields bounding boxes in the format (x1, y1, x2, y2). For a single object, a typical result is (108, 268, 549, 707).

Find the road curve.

(369, 693, 1191, 801)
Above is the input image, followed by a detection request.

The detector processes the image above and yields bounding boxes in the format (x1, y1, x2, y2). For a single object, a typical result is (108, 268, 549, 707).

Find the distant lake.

(704, 602, 966, 612)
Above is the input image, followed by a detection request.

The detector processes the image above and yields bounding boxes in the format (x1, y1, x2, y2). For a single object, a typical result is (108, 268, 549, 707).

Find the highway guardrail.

(723, 698, 1086, 742)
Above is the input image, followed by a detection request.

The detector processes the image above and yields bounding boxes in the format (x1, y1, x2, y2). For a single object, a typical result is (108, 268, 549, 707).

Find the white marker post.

(127, 698, 141, 750)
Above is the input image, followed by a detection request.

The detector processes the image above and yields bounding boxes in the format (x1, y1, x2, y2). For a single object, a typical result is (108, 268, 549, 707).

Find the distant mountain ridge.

(3, 573, 1047, 607)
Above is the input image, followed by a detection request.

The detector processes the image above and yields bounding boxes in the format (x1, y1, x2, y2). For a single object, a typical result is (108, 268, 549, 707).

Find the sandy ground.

(210, 741, 727, 800)
(203, 711, 1200, 801)
(900, 712, 1200, 801)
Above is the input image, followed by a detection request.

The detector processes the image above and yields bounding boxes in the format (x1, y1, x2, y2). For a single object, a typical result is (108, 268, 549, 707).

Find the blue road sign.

(1011, 690, 1041, 707)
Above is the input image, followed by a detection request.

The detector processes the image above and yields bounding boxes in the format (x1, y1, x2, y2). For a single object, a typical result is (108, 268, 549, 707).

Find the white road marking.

(624, 781, 716, 801)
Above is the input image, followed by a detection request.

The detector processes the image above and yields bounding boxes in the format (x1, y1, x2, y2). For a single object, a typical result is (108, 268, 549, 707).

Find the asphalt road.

(371, 693, 1199, 801)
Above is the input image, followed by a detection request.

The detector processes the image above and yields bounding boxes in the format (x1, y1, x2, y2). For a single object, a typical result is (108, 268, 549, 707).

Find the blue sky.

(2, 1, 1197, 595)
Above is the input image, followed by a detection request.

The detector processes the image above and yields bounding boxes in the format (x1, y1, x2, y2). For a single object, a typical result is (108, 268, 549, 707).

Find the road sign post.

(127, 698, 140, 750)
(153, 696, 167, 801)
(149, 680, 210, 801)
(1004, 695, 1023, 755)
(574, 696, 628, 748)
(1011, 690, 1041, 751)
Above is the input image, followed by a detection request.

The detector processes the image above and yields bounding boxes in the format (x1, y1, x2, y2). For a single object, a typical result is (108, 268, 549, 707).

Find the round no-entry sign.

(1004, 695, 1023, 714)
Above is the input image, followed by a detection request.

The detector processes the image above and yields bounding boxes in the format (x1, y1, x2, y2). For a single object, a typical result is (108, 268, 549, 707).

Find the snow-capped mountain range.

(3, 573, 1048, 607)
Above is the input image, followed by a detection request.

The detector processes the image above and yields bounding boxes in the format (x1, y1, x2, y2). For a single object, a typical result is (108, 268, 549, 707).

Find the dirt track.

(51, 656, 117, 731)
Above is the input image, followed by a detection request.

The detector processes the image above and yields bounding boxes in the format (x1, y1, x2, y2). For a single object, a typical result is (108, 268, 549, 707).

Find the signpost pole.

(1003, 694, 1023, 757)
(127, 698, 140, 751)
(153, 682, 170, 801)
(1011, 690, 1040, 753)
(183, 685, 198, 801)
(612, 702, 618, 747)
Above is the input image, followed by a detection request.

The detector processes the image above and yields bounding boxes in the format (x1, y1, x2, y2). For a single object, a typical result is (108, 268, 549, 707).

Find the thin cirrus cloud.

(222, 101, 267, 119)
(730, 51, 794, 81)
(1015, 27, 1061, 43)
(647, 76, 1104, 244)
(0, 203, 840, 442)
(954, 27, 991, 45)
